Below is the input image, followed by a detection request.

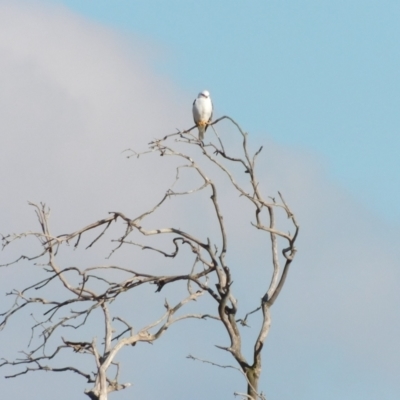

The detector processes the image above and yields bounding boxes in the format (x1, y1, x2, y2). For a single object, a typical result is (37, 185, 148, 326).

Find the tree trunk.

(246, 366, 260, 400)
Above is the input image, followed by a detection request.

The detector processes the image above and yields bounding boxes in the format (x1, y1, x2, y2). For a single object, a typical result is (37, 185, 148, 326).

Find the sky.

(0, 1, 399, 399)
(49, 0, 400, 224)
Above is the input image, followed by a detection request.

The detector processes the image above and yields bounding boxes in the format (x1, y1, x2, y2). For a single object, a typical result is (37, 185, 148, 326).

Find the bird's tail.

(198, 125, 206, 141)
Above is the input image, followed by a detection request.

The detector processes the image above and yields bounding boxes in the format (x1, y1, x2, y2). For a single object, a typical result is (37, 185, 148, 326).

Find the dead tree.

(139, 117, 299, 399)
(0, 116, 298, 400)
(0, 203, 208, 399)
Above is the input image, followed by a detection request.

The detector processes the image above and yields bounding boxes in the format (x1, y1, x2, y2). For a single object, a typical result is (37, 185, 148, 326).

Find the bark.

(246, 366, 261, 400)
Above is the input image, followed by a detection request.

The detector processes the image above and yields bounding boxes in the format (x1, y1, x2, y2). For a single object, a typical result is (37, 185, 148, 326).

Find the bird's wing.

(205, 99, 213, 131)
(192, 98, 199, 124)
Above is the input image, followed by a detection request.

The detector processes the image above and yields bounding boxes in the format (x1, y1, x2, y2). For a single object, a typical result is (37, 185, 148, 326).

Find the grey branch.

(1, 116, 298, 400)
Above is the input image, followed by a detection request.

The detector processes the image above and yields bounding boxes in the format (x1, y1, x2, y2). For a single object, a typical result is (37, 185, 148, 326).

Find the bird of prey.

(192, 90, 213, 141)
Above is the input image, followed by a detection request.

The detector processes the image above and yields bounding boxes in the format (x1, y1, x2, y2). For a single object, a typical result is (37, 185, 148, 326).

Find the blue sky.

(51, 0, 400, 223)
(0, 2, 399, 399)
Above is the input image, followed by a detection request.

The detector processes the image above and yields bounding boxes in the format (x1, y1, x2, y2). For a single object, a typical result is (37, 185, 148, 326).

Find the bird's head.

(198, 90, 210, 98)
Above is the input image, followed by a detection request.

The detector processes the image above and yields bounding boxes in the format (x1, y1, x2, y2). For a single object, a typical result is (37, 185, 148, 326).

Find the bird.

(192, 90, 213, 141)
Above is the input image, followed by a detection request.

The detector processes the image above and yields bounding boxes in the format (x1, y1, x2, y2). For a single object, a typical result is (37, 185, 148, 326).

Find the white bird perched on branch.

(192, 90, 213, 141)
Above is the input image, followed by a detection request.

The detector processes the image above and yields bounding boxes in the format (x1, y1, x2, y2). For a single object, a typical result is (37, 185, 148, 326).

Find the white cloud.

(0, 1, 192, 231)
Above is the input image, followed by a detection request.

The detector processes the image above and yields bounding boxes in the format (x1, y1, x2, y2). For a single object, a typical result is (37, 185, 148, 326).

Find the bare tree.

(1, 116, 298, 400)
(0, 203, 208, 400)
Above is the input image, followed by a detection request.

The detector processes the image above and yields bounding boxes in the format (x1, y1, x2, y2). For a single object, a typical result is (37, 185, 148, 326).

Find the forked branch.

(1, 116, 298, 400)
